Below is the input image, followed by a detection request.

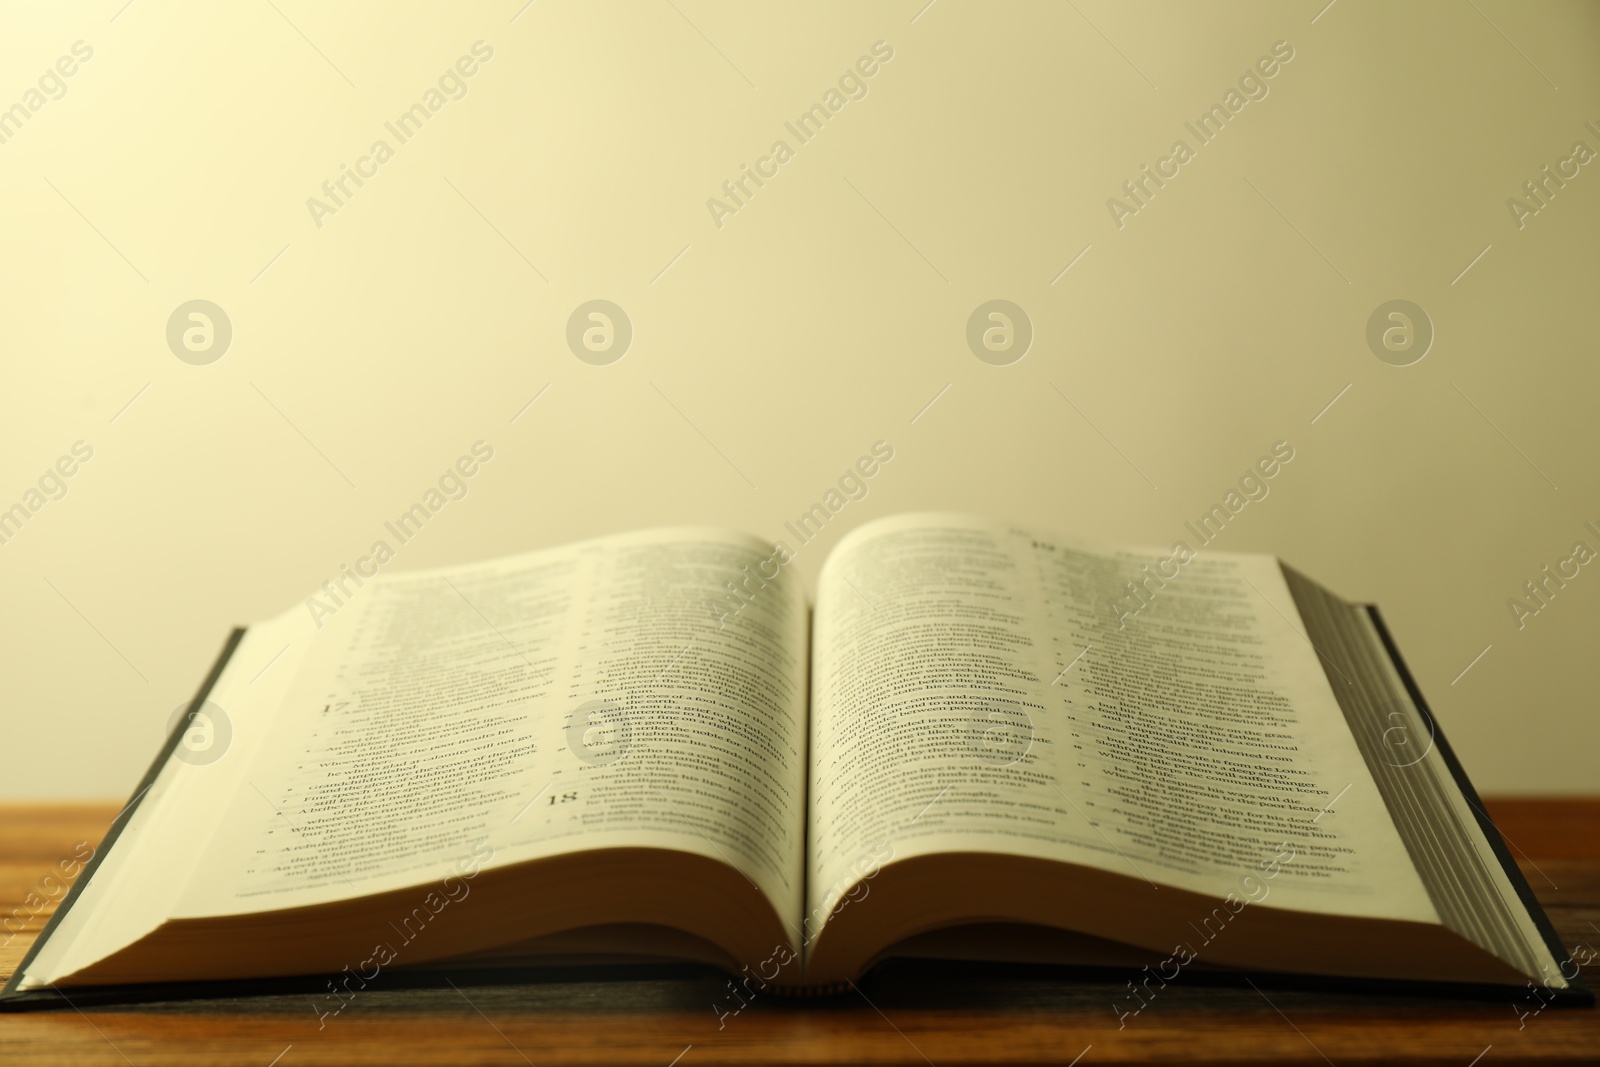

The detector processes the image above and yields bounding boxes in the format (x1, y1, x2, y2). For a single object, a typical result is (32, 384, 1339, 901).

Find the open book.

(3, 513, 1586, 1007)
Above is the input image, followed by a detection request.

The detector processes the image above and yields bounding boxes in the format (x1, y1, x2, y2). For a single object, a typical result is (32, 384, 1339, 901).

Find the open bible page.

(175, 528, 808, 934)
(807, 513, 1436, 933)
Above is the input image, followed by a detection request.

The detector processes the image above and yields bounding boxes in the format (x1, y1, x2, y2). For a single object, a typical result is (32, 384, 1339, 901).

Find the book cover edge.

(0, 626, 248, 1008)
(1364, 604, 1593, 1008)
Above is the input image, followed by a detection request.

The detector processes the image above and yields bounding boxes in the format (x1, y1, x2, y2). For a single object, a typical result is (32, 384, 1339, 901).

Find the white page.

(174, 528, 808, 936)
(808, 514, 1437, 931)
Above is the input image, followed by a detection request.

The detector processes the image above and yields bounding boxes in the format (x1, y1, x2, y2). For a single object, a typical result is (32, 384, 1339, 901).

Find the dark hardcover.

(0, 628, 246, 1009)
(1363, 606, 1591, 1007)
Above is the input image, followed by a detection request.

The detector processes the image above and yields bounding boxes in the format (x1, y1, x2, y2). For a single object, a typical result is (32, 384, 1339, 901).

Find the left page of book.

(23, 527, 809, 988)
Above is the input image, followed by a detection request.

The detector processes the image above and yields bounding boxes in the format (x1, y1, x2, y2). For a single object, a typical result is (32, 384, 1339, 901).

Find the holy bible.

(2, 514, 1586, 1008)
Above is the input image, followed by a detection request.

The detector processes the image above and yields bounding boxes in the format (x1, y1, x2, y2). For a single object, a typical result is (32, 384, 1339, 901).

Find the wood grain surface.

(1, 800, 1595, 1066)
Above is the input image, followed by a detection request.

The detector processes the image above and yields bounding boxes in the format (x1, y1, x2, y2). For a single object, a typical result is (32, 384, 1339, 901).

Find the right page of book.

(807, 513, 1437, 931)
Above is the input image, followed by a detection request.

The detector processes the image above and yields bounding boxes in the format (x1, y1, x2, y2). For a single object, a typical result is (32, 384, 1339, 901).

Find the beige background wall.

(1, 1, 1595, 797)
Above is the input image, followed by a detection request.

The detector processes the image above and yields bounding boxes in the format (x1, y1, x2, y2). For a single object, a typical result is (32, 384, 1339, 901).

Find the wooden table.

(1, 801, 1595, 1065)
